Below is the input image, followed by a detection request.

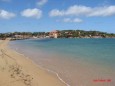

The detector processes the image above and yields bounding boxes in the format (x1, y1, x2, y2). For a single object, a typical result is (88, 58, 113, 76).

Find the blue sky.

(0, 0, 115, 33)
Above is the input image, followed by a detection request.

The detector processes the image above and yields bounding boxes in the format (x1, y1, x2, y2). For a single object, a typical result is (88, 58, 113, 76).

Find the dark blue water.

(9, 38, 115, 86)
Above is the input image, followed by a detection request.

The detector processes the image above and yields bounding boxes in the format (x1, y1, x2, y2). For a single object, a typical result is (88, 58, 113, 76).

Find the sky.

(0, 0, 115, 33)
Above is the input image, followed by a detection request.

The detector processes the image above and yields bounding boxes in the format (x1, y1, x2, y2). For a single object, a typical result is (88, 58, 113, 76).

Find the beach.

(0, 39, 66, 86)
(9, 38, 115, 86)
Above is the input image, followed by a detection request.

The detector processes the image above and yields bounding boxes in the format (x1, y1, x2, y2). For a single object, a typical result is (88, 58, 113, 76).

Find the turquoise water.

(9, 38, 115, 86)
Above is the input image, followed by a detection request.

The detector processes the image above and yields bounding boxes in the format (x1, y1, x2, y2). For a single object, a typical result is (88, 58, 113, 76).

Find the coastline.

(0, 39, 67, 86)
(9, 44, 70, 86)
(8, 38, 115, 86)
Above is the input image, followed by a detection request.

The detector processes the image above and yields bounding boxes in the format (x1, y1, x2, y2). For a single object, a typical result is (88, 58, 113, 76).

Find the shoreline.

(8, 38, 115, 86)
(8, 42, 71, 86)
(0, 39, 67, 86)
(10, 46, 70, 86)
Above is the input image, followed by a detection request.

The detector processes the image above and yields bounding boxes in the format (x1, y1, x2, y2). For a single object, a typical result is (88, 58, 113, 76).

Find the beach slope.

(0, 39, 66, 86)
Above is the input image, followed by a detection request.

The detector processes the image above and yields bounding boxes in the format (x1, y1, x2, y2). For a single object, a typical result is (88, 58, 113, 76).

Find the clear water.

(9, 38, 115, 86)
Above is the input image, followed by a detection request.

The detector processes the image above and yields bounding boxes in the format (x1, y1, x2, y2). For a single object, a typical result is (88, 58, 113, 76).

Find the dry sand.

(0, 39, 66, 86)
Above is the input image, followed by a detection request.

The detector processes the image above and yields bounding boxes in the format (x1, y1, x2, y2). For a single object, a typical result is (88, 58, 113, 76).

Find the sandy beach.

(0, 39, 66, 86)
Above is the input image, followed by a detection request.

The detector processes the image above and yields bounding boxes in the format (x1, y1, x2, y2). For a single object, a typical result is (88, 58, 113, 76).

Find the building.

(49, 30, 59, 38)
(14, 35, 23, 39)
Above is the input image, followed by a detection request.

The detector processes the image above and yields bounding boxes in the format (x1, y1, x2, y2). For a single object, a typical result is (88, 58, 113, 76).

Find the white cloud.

(66, 5, 91, 16)
(49, 5, 115, 17)
(63, 18, 71, 22)
(0, 0, 11, 2)
(62, 18, 83, 23)
(88, 6, 115, 16)
(0, 9, 15, 19)
(73, 18, 83, 23)
(37, 0, 48, 6)
(21, 8, 42, 19)
(49, 9, 65, 16)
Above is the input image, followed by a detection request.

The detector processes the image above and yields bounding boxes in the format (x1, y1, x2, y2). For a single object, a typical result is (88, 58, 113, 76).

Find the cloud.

(0, 0, 11, 2)
(49, 9, 65, 16)
(37, 0, 48, 6)
(49, 5, 115, 17)
(21, 8, 42, 19)
(72, 18, 83, 23)
(88, 6, 115, 16)
(61, 18, 83, 23)
(0, 9, 15, 19)
(63, 18, 71, 22)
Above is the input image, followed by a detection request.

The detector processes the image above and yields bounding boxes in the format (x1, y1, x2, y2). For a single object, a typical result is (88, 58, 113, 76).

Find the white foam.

(9, 46, 71, 86)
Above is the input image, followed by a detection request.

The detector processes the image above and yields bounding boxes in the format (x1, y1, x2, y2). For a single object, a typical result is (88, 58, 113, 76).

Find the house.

(14, 35, 23, 39)
(49, 30, 59, 38)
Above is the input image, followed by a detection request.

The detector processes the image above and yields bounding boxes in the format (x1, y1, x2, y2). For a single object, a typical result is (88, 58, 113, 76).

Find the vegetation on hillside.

(0, 30, 115, 39)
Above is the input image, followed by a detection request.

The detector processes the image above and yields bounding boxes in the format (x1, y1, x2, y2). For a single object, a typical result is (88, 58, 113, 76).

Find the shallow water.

(9, 38, 115, 86)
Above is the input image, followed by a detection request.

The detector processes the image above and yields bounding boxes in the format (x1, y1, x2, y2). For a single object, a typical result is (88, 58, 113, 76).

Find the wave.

(8, 45, 71, 86)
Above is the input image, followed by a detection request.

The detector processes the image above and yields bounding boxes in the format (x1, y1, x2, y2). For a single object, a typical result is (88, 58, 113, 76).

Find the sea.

(9, 38, 115, 86)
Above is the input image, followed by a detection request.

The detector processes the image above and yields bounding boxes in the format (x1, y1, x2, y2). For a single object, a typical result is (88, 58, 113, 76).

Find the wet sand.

(0, 39, 66, 86)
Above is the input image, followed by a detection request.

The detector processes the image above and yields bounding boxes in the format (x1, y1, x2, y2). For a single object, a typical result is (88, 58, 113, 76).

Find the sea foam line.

(10, 46, 71, 86)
